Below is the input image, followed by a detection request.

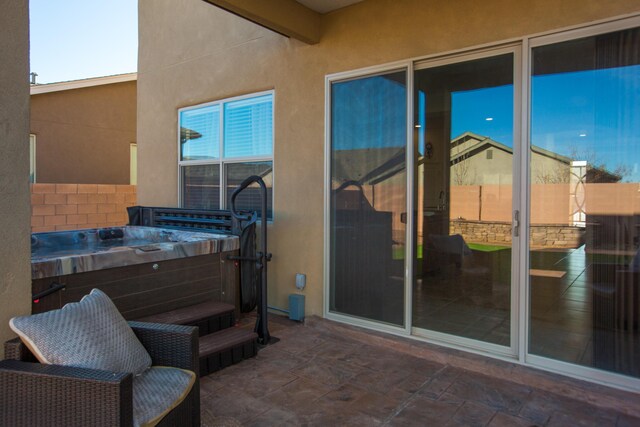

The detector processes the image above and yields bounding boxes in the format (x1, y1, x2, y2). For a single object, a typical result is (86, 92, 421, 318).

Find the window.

(178, 92, 273, 218)
(29, 134, 36, 183)
(486, 149, 493, 160)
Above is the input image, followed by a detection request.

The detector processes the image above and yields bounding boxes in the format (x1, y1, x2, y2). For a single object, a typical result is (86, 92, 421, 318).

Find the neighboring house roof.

(450, 131, 622, 182)
(450, 131, 573, 164)
(30, 73, 137, 95)
(180, 127, 203, 144)
(332, 147, 405, 185)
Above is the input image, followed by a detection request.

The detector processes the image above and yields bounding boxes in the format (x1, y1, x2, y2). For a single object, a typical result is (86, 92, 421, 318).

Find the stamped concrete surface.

(200, 314, 640, 426)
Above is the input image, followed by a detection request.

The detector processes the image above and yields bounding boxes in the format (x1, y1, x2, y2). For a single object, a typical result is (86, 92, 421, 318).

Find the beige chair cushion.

(9, 288, 152, 375)
(133, 366, 196, 427)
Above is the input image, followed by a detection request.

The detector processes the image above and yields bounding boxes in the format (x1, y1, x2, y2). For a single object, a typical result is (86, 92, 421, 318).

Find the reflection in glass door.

(326, 20, 640, 390)
(413, 53, 516, 348)
(329, 70, 407, 326)
(529, 27, 640, 378)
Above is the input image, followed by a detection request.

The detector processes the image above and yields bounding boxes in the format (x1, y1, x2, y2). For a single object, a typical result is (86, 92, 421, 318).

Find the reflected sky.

(531, 65, 640, 182)
(450, 65, 640, 182)
(332, 73, 407, 151)
(331, 62, 639, 181)
(451, 84, 514, 147)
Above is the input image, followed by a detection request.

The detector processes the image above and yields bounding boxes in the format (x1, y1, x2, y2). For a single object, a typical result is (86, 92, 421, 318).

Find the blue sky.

(30, 0, 138, 84)
(451, 66, 640, 181)
(332, 66, 640, 182)
(451, 85, 513, 147)
(530, 67, 640, 173)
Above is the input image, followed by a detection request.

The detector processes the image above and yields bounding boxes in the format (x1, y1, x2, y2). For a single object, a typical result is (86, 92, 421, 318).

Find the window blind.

(225, 162, 273, 219)
(182, 164, 220, 210)
(224, 94, 273, 158)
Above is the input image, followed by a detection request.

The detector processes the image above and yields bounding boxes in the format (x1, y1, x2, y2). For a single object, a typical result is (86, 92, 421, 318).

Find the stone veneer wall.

(31, 183, 136, 232)
(451, 219, 585, 248)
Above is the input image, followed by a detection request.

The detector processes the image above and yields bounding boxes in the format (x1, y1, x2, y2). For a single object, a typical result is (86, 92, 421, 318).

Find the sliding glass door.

(528, 26, 640, 379)
(328, 69, 407, 327)
(326, 18, 640, 390)
(412, 50, 518, 351)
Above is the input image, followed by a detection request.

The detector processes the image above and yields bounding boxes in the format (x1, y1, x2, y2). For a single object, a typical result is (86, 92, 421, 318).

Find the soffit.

(295, 0, 363, 14)
(203, 0, 321, 44)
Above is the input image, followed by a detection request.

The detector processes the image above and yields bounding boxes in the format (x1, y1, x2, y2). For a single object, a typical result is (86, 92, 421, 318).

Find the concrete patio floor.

(200, 314, 640, 426)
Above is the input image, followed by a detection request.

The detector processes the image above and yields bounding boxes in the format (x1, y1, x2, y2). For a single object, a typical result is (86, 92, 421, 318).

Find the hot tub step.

(136, 300, 235, 336)
(199, 327, 258, 376)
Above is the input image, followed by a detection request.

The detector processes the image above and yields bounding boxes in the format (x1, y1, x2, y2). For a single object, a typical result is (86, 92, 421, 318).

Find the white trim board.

(30, 73, 137, 95)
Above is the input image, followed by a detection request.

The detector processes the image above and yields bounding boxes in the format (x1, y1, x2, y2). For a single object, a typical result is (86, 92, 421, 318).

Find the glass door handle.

(513, 210, 520, 237)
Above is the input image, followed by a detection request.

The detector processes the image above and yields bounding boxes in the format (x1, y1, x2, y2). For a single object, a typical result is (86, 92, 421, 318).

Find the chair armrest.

(4, 337, 38, 362)
(0, 360, 133, 427)
(128, 321, 199, 373)
(6, 323, 200, 371)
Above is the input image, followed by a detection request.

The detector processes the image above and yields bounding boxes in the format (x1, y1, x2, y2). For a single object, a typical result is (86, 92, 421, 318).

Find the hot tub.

(31, 226, 240, 319)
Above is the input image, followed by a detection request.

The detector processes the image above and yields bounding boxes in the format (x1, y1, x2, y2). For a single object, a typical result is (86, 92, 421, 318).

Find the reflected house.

(451, 131, 578, 186)
(330, 130, 627, 252)
(331, 146, 406, 238)
(450, 131, 622, 187)
(448, 132, 624, 249)
(180, 126, 202, 148)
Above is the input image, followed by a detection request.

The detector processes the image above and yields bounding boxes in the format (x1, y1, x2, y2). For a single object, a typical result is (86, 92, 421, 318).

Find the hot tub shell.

(31, 226, 240, 319)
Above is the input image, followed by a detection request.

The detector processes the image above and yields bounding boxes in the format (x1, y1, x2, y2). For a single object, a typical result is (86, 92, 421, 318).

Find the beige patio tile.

(200, 314, 640, 425)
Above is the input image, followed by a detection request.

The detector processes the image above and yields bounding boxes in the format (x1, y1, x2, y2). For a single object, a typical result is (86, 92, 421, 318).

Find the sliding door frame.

(323, 12, 640, 392)
(324, 61, 414, 336)
(523, 14, 640, 392)
(410, 44, 523, 359)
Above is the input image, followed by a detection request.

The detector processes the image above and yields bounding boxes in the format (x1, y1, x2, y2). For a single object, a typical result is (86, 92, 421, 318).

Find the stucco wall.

(31, 80, 136, 184)
(0, 0, 31, 344)
(137, 0, 640, 317)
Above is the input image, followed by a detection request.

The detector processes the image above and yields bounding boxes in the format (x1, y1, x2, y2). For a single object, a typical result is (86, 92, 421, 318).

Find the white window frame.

(177, 90, 275, 215)
(29, 134, 36, 183)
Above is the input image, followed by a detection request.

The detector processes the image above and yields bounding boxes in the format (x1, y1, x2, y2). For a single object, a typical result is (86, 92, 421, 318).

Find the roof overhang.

(30, 73, 137, 95)
(201, 0, 322, 44)
(295, 0, 363, 14)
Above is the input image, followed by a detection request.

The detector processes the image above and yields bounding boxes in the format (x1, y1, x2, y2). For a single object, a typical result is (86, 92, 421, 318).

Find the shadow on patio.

(200, 314, 640, 426)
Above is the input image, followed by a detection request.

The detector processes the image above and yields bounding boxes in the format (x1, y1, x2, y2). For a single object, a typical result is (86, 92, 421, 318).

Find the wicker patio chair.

(0, 321, 200, 427)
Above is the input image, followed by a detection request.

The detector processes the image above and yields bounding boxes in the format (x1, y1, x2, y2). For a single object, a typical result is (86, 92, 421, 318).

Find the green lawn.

(393, 242, 511, 260)
(393, 244, 422, 260)
(467, 242, 511, 252)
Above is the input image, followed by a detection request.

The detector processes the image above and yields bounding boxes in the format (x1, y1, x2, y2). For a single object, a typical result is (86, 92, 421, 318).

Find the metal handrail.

(33, 282, 66, 303)
(230, 175, 271, 345)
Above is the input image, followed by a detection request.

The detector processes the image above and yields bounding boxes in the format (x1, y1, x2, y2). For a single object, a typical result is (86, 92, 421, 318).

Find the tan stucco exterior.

(31, 80, 137, 184)
(0, 0, 31, 344)
(138, 0, 640, 317)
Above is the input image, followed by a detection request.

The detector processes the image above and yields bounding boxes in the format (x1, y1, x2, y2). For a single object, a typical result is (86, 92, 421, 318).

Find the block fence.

(31, 183, 136, 233)
(450, 219, 585, 249)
